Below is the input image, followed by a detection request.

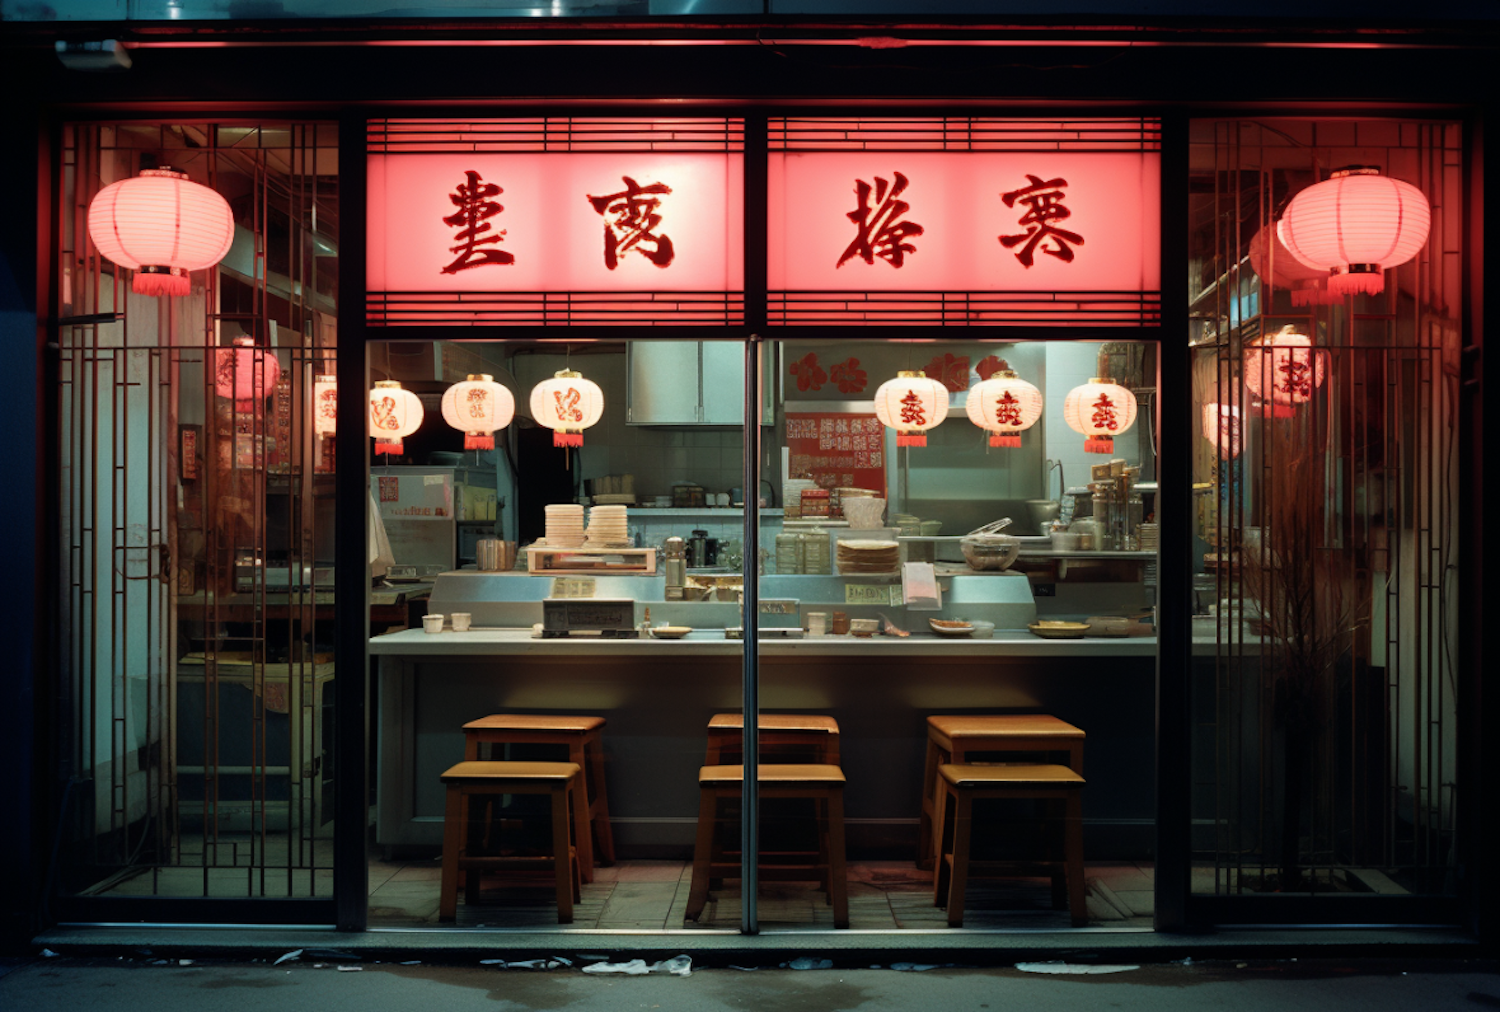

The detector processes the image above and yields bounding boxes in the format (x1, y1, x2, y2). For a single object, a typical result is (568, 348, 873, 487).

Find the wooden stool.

(437, 760, 586, 924)
(462, 714, 615, 879)
(684, 764, 849, 929)
(918, 714, 1085, 867)
(932, 763, 1087, 927)
(704, 712, 841, 765)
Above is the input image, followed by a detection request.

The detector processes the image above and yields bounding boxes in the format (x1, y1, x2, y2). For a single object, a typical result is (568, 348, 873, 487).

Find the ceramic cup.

(807, 611, 829, 636)
(422, 613, 445, 633)
(450, 612, 471, 632)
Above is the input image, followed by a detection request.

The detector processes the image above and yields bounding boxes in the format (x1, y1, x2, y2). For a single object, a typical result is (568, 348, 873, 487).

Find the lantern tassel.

(465, 433, 494, 451)
(1084, 436, 1114, 454)
(554, 431, 583, 449)
(133, 272, 191, 297)
(375, 438, 404, 456)
(897, 433, 927, 448)
(1327, 271, 1386, 297)
(990, 434, 1021, 448)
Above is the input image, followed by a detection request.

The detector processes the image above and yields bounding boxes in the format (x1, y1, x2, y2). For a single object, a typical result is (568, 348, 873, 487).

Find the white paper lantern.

(1244, 327, 1326, 419)
(213, 336, 281, 406)
(873, 370, 949, 447)
(966, 369, 1043, 448)
(368, 379, 424, 456)
(441, 374, 515, 450)
(313, 374, 338, 436)
(529, 369, 604, 448)
(1202, 402, 1243, 459)
(1063, 377, 1138, 454)
(1277, 167, 1431, 298)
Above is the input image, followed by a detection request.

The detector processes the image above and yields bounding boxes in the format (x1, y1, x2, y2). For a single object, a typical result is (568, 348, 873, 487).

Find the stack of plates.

(585, 504, 630, 547)
(544, 504, 586, 548)
(836, 538, 900, 574)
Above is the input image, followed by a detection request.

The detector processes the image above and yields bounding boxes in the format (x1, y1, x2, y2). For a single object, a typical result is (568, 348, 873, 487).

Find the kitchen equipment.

(688, 529, 710, 568)
(1024, 499, 1062, 535)
(663, 536, 687, 600)
(476, 538, 517, 572)
(540, 598, 638, 638)
(673, 483, 706, 507)
(843, 496, 887, 529)
(960, 518, 1021, 571)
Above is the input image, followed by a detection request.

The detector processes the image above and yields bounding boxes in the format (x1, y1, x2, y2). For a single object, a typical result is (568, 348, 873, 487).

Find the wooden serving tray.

(526, 546, 657, 575)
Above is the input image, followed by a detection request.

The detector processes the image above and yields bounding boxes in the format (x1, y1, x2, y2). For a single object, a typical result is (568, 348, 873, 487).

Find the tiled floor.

(366, 858, 1156, 930)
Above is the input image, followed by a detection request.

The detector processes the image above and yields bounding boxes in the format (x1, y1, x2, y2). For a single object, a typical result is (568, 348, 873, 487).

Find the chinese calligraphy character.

(587, 177, 675, 270)
(442, 170, 514, 274)
(1000, 174, 1084, 267)
(900, 389, 926, 426)
(837, 171, 924, 268)
(995, 391, 1023, 428)
(466, 387, 489, 419)
(552, 386, 584, 424)
(1091, 392, 1119, 432)
(1278, 355, 1313, 399)
(316, 385, 337, 428)
(371, 395, 401, 432)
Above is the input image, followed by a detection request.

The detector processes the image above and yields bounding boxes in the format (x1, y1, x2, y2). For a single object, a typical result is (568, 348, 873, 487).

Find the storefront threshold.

(33, 924, 1478, 966)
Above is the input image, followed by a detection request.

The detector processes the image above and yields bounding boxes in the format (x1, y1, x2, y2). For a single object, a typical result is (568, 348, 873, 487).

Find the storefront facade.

(0, 12, 1491, 950)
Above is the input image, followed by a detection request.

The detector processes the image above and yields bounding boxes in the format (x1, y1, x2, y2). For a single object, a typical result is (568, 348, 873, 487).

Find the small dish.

(651, 626, 693, 639)
(849, 617, 881, 636)
(930, 618, 974, 637)
(1028, 620, 1090, 639)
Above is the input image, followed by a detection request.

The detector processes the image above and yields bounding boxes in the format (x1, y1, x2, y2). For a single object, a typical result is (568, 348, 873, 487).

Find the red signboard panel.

(768, 151, 1160, 294)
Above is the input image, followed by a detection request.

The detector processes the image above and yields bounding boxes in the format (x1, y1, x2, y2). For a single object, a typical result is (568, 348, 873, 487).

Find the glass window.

(1187, 118, 1462, 902)
(53, 122, 339, 904)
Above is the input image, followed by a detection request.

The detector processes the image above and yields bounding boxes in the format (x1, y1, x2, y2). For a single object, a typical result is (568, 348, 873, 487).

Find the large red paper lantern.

(214, 336, 281, 406)
(368, 380, 424, 456)
(441, 373, 515, 450)
(529, 369, 604, 448)
(873, 370, 949, 448)
(87, 167, 235, 297)
(1202, 402, 1243, 459)
(1244, 327, 1326, 419)
(966, 369, 1043, 448)
(1063, 377, 1138, 454)
(1276, 167, 1431, 298)
(1247, 224, 1341, 307)
(313, 374, 338, 435)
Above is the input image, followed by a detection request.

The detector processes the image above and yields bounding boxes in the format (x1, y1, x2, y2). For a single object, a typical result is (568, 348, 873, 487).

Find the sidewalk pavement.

(2, 953, 1497, 1012)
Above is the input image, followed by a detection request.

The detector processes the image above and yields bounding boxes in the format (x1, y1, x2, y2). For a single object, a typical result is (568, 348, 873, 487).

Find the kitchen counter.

(369, 626, 1161, 657)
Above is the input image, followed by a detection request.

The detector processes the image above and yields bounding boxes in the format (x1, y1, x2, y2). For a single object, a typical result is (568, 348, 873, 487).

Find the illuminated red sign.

(368, 153, 744, 293)
(768, 151, 1160, 293)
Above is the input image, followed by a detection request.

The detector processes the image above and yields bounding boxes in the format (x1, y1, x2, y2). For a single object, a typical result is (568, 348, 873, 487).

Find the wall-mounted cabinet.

(627, 340, 774, 426)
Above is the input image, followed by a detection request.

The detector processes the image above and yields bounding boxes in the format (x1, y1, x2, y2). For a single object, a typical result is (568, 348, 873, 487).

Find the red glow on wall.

(768, 151, 1159, 293)
(368, 152, 743, 294)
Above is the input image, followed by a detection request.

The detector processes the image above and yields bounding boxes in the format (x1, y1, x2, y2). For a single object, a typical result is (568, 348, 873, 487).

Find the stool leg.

(931, 778, 950, 907)
(570, 768, 591, 897)
(1066, 790, 1086, 927)
(945, 790, 974, 928)
(567, 741, 595, 882)
(439, 783, 463, 922)
(463, 790, 484, 907)
(550, 784, 574, 924)
(586, 732, 616, 867)
(826, 787, 849, 929)
(685, 785, 718, 922)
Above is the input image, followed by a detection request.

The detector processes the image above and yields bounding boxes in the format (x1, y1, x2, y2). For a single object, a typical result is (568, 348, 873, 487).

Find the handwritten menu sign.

(784, 411, 887, 495)
(845, 584, 902, 606)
